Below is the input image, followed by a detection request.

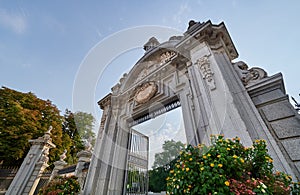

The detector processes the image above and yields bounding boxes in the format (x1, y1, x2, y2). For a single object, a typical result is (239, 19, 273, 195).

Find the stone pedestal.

(75, 150, 92, 192)
(6, 127, 55, 195)
(49, 160, 67, 181)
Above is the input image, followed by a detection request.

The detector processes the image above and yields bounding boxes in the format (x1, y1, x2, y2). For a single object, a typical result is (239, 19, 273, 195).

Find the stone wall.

(247, 73, 300, 180)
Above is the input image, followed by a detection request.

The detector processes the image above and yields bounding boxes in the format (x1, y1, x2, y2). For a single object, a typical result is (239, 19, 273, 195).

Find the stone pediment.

(116, 48, 181, 95)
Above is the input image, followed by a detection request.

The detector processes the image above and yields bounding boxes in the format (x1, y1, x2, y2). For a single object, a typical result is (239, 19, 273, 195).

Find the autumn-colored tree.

(0, 87, 65, 166)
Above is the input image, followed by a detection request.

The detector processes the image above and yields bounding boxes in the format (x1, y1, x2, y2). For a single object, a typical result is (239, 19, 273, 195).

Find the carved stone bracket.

(196, 55, 216, 90)
(233, 61, 268, 86)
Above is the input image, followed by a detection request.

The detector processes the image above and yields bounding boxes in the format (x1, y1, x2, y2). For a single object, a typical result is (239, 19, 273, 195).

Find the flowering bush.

(166, 135, 297, 195)
(38, 176, 80, 195)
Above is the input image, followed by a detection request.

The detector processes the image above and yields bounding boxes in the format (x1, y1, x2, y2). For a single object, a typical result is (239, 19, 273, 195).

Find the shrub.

(38, 175, 80, 195)
(166, 135, 297, 195)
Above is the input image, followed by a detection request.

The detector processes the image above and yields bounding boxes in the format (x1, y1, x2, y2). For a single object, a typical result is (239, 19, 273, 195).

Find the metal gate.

(125, 129, 149, 195)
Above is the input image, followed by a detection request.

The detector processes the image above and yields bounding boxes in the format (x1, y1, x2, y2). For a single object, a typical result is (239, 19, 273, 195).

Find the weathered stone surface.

(251, 89, 284, 106)
(295, 162, 300, 175)
(282, 139, 300, 161)
(271, 117, 300, 139)
(261, 101, 295, 121)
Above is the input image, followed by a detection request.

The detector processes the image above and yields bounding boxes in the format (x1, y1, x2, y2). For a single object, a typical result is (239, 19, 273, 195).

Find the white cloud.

(0, 9, 27, 34)
(172, 2, 191, 28)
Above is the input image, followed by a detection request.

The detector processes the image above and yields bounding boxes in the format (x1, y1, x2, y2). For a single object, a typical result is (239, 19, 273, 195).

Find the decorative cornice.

(179, 20, 238, 61)
(98, 93, 112, 110)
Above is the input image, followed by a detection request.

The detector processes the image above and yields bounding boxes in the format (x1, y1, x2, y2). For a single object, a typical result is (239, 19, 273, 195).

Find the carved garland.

(196, 55, 216, 90)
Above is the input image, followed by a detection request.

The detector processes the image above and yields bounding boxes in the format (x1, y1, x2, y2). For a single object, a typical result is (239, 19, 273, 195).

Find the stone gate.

(83, 20, 300, 194)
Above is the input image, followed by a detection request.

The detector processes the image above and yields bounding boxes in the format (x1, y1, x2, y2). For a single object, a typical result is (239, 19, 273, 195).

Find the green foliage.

(166, 135, 296, 195)
(73, 112, 95, 143)
(152, 140, 184, 169)
(38, 176, 80, 195)
(149, 140, 184, 192)
(0, 87, 64, 166)
(62, 110, 85, 164)
(149, 166, 169, 192)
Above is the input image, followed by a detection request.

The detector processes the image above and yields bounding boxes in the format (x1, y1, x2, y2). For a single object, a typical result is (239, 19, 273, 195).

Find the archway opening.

(125, 105, 186, 194)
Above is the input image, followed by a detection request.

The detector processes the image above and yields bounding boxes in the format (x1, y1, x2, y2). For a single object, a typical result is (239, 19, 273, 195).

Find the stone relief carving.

(136, 68, 148, 83)
(233, 61, 267, 86)
(196, 55, 216, 90)
(134, 81, 158, 104)
(160, 51, 176, 65)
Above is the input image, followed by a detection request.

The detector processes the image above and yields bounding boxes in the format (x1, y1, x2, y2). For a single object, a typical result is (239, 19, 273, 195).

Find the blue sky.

(1, 1, 300, 133)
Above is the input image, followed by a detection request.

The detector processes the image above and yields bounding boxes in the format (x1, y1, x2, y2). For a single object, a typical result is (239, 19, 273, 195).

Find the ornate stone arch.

(83, 20, 296, 194)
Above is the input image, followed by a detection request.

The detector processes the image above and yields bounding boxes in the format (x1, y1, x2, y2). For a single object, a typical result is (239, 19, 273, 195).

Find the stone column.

(6, 126, 56, 195)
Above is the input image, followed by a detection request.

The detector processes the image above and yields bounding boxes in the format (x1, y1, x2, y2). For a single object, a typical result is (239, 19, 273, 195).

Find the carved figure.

(233, 61, 267, 86)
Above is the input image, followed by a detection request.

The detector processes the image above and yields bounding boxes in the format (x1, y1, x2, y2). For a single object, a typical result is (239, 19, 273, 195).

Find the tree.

(62, 109, 84, 164)
(73, 112, 96, 143)
(152, 140, 185, 169)
(149, 140, 184, 192)
(0, 87, 64, 166)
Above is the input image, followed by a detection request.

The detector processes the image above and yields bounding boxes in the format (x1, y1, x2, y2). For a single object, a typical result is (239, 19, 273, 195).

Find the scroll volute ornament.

(134, 82, 158, 104)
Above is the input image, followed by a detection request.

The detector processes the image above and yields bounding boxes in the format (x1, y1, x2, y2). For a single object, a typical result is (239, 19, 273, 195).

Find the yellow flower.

(203, 155, 207, 159)
(173, 178, 176, 182)
(217, 154, 221, 158)
(166, 177, 170, 180)
(207, 153, 211, 157)
(226, 148, 230, 151)
(170, 170, 174, 173)
(176, 164, 180, 168)
(210, 163, 214, 167)
(218, 164, 223, 168)
(200, 167, 204, 171)
(233, 155, 238, 159)
(186, 167, 190, 171)
(189, 158, 193, 161)
(240, 158, 245, 163)
(224, 181, 230, 186)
